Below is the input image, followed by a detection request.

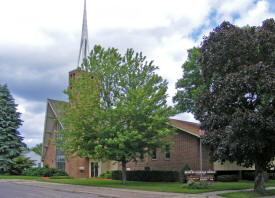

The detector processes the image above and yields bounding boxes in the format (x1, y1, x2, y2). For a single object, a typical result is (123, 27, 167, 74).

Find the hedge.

(242, 171, 270, 181)
(22, 167, 68, 177)
(242, 171, 255, 181)
(269, 173, 275, 180)
(216, 174, 239, 182)
(99, 171, 112, 179)
(112, 170, 179, 182)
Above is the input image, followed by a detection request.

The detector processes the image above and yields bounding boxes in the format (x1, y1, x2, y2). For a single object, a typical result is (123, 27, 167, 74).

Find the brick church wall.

(43, 122, 57, 168)
(124, 130, 213, 171)
(43, 120, 89, 178)
(65, 156, 89, 178)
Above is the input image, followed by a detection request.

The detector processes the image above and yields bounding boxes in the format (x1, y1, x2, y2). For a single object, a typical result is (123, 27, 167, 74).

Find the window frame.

(165, 145, 170, 160)
(151, 148, 157, 160)
(56, 122, 65, 171)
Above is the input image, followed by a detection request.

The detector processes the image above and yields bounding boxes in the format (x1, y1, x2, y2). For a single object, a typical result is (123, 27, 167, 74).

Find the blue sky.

(0, 0, 274, 147)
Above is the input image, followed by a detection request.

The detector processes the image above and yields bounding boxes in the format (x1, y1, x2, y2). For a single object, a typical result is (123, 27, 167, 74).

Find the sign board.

(185, 170, 216, 181)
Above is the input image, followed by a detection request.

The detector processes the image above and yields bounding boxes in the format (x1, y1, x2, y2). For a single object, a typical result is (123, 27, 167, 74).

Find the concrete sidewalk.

(1, 179, 274, 198)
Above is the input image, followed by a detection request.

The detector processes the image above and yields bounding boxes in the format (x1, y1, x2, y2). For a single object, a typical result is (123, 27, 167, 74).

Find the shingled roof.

(169, 118, 201, 137)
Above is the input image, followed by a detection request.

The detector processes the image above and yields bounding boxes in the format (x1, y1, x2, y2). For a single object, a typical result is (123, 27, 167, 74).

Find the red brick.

(124, 130, 213, 171)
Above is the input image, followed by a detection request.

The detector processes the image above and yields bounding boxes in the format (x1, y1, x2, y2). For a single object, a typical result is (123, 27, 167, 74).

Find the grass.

(49, 176, 74, 179)
(0, 175, 42, 180)
(219, 189, 275, 198)
(1, 175, 275, 194)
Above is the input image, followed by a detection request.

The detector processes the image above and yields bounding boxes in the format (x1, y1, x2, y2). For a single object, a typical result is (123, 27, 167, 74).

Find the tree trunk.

(121, 160, 127, 185)
(254, 161, 265, 194)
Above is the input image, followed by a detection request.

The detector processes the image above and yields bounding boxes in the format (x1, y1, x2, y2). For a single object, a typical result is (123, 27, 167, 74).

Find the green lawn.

(1, 175, 275, 194)
(0, 175, 42, 180)
(219, 189, 275, 198)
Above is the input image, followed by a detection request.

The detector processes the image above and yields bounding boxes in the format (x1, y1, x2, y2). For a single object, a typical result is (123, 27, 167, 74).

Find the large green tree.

(173, 47, 204, 113)
(195, 19, 275, 193)
(60, 45, 174, 184)
(0, 84, 25, 173)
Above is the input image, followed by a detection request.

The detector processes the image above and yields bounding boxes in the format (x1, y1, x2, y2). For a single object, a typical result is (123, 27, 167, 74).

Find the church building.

(42, 0, 254, 179)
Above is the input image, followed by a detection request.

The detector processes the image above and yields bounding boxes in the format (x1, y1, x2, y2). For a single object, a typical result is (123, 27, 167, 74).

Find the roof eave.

(167, 122, 201, 138)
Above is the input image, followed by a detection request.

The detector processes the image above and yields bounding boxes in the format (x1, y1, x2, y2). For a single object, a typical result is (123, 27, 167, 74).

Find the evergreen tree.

(0, 84, 25, 173)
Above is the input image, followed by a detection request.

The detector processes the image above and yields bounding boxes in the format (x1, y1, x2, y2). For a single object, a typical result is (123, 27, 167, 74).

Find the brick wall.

(65, 69, 91, 178)
(43, 122, 57, 168)
(43, 120, 89, 178)
(65, 156, 89, 178)
(124, 129, 213, 171)
(44, 123, 213, 177)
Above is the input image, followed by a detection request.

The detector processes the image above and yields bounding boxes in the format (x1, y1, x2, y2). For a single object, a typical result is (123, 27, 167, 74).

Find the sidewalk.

(1, 179, 274, 198)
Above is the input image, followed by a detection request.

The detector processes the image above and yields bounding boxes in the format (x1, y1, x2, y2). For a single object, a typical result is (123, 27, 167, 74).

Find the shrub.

(22, 167, 68, 177)
(180, 164, 191, 183)
(269, 173, 275, 180)
(243, 171, 269, 181)
(186, 180, 212, 189)
(10, 155, 35, 175)
(242, 171, 254, 181)
(100, 171, 112, 179)
(216, 175, 239, 182)
(112, 170, 179, 182)
(265, 172, 269, 182)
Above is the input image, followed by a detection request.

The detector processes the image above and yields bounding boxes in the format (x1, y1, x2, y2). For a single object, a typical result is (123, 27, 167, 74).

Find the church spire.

(78, 0, 89, 66)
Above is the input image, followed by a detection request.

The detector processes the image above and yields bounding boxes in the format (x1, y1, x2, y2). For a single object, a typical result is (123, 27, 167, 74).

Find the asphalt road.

(0, 182, 102, 198)
(1, 179, 274, 198)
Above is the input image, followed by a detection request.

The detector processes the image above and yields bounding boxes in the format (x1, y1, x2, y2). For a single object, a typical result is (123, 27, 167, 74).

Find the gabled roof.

(42, 99, 68, 161)
(47, 99, 68, 125)
(169, 118, 201, 138)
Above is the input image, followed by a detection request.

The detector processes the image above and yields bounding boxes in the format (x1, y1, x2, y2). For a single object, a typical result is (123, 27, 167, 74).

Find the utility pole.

(199, 129, 205, 178)
(200, 137, 202, 177)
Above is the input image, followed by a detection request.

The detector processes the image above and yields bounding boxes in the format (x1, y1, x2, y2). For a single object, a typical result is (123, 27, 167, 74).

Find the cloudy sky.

(0, 0, 274, 147)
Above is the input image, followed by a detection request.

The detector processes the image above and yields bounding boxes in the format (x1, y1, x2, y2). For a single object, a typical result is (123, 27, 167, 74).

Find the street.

(1, 179, 275, 198)
(0, 182, 101, 198)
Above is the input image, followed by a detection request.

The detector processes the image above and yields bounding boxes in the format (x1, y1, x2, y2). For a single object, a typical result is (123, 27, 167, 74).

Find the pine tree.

(0, 84, 25, 173)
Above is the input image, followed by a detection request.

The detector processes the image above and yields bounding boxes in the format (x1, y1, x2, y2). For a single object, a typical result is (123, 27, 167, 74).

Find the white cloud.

(153, 34, 196, 81)
(88, 0, 212, 31)
(212, 0, 253, 24)
(23, 138, 43, 147)
(235, 0, 275, 26)
(14, 95, 45, 147)
(0, 0, 213, 47)
(0, 0, 82, 47)
(171, 113, 199, 123)
(217, 0, 253, 15)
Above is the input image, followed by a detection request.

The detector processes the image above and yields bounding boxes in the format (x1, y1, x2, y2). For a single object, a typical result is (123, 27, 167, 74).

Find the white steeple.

(77, 0, 89, 66)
